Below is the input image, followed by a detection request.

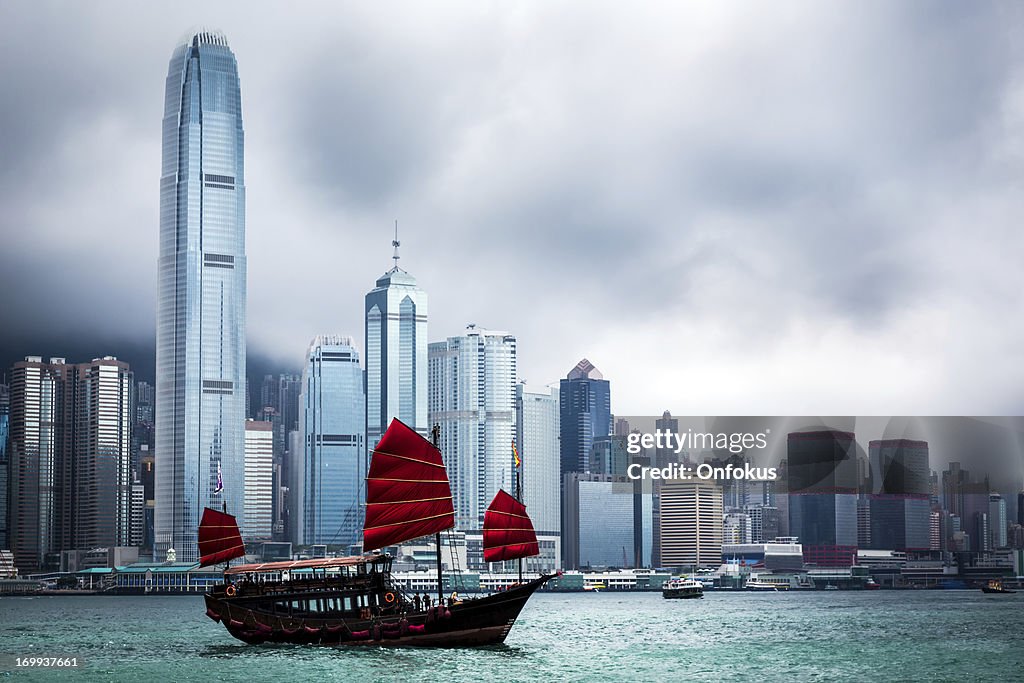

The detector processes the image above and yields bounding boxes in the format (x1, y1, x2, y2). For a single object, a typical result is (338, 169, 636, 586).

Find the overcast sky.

(1, 1, 1023, 416)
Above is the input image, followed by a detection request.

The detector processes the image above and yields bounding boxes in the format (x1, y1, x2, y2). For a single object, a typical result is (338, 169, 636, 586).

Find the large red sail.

(198, 507, 245, 567)
(363, 419, 455, 552)
(483, 489, 540, 563)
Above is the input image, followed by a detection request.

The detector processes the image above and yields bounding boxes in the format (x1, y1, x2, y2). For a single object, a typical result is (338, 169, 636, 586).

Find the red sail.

(363, 419, 455, 552)
(198, 507, 246, 567)
(483, 489, 540, 563)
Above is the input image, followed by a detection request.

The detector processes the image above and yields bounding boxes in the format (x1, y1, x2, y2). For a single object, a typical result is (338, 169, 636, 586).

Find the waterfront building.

(866, 439, 930, 551)
(660, 480, 723, 569)
(722, 539, 803, 571)
(243, 421, 273, 540)
(989, 494, 1007, 549)
(564, 473, 648, 569)
(429, 326, 517, 533)
(786, 431, 858, 566)
(365, 235, 428, 448)
(296, 336, 366, 547)
(155, 31, 247, 563)
(515, 383, 561, 572)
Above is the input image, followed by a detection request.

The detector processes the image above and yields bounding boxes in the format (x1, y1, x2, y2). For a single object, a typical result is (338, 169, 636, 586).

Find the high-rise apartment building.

(365, 240, 428, 447)
(429, 326, 517, 532)
(155, 31, 247, 563)
(296, 337, 365, 547)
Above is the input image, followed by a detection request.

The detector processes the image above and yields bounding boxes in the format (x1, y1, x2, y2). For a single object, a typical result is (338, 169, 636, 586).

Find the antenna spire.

(391, 219, 401, 269)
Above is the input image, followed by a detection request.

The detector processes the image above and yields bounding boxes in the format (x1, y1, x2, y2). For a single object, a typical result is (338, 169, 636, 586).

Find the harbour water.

(2, 591, 1022, 681)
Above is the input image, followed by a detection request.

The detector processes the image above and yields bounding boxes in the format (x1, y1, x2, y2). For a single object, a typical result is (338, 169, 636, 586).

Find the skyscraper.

(559, 359, 611, 477)
(74, 357, 135, 551)
(866, 439, 930, 551)
(365, 237, 428, 447)
(515, 383, 561, 572)
(296, 337, 365, 547)
(8, 357, 75, 571)
(787, 431, 858, 566)
(244, 420, 273, 541)
(0, 381, 8, 549)
(659, 480, 723, 568)
(155, 31, 247, 562)
(8, 356, 136, 571)
(429, 325, 517, 532)
(989, 493, 1007, 549)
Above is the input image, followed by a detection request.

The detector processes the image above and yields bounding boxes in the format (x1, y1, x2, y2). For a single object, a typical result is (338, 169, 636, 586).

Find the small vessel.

(824, 584, 839, 591)
(583, 582, 606, 593)
(864, 579, 881, 590)
(745, 576, 787, 591)
(981, 580, 1016, 594)
(662, 578, 704, 599)
(202, 419, 554, 646)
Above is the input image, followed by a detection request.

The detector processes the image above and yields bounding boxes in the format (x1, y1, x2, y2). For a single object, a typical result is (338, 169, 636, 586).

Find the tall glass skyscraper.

(155, 31, 247, 562)
(365, 243, 427, 447)
(428, 326, 517, 533)
(296, 337, 366, 547)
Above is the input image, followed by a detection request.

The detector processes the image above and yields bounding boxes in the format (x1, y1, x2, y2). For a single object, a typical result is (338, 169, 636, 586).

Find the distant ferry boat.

(662, 578, 704, 599)
(583, 583, 607, 593)
(745, 576, 789, 591)
(981, 580, 1015, 594)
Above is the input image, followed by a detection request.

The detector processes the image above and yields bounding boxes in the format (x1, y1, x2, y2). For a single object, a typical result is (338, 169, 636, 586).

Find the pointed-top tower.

(365, 227, 429, 449)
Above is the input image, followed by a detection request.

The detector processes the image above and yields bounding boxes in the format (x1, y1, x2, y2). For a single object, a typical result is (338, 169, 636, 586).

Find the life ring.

(226, 584, 237, 597)
(383, 591, 396, 604)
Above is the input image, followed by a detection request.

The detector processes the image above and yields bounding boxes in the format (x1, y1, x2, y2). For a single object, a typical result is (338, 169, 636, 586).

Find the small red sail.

(198, 507, 245, 567)
(483, 489, 540, 563)
(363, 419, 455, 552)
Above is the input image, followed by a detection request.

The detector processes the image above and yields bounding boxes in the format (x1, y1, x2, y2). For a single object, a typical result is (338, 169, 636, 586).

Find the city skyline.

(2, 4, 1023, 416)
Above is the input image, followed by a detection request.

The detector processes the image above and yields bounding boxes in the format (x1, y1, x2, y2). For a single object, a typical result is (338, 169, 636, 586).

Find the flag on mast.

(214, 460, 224, 494)
(512, 440, 521, 468)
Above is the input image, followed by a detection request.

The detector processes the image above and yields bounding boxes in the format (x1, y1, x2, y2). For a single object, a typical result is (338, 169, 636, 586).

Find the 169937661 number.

(2, 655, 83, 669)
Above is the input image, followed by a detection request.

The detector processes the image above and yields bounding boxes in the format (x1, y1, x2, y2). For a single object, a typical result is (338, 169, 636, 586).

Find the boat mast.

(432, 424, 444, 607)
(516, 442, 522, 584)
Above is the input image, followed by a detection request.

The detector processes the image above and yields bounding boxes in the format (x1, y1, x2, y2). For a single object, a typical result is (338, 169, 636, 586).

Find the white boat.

(662, 578, 704, 599)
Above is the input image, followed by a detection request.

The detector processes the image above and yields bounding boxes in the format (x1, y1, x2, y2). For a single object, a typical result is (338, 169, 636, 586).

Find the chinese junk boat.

(202, 419, 554, 647)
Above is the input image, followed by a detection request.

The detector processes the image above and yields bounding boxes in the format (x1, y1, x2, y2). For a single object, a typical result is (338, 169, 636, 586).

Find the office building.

(515, 384, 561, 572)
(244, 420, 274, 540)
(296, 337, 365, 547)
(564, 473, 650, 569)
(155, 31, 247, 562)
(660, 480, 723, 569)
(866, 439, 930, 551)
(429, 326, 516, 531)
(365, 233, 428, 447)
(559, 359, 611, 477)
(787, 431, 858, 566)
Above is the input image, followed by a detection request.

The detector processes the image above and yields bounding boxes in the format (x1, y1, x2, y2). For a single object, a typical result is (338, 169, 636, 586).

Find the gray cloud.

(1, 1, 1023, 419)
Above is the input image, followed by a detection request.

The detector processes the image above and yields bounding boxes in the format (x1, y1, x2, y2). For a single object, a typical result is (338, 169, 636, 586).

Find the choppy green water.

(1, 591, 1022, 682)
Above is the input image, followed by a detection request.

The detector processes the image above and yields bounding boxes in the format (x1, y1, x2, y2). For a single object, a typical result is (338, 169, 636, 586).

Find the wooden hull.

(204, 574, 554, 647)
